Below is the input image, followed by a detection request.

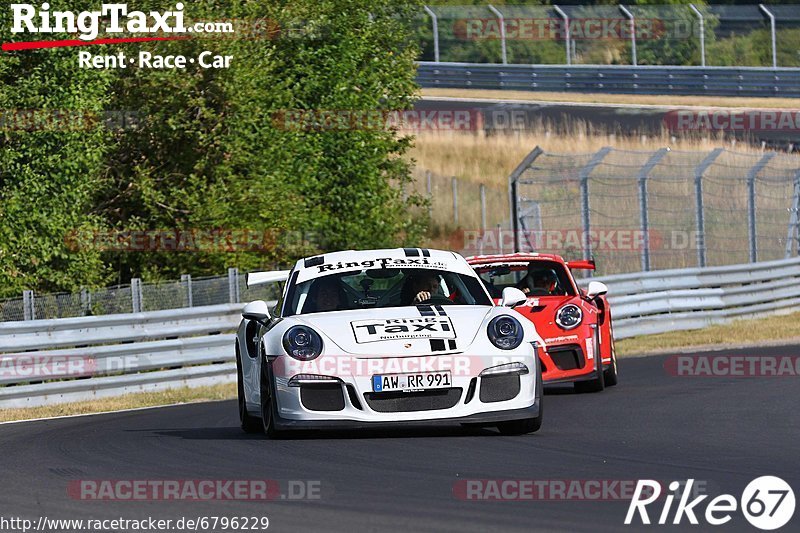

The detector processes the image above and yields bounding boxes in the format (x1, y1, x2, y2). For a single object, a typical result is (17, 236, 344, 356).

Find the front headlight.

(555, 304, 582, 330)
(487, 315, 524, 350)
(282, 326, 323, 361)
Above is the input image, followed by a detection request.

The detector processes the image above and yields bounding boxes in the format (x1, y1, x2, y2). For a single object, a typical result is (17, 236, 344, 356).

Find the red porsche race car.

(467, 253, 618, 393)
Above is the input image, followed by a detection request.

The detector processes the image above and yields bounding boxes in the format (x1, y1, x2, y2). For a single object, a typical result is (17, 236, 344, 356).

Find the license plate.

(372, 371, 452, 392)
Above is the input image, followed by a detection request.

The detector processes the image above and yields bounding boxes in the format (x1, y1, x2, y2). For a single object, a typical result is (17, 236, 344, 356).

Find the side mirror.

(242, 300, 271, 323)
(586, 281, 608, 300)
(500, 287, 528, 308)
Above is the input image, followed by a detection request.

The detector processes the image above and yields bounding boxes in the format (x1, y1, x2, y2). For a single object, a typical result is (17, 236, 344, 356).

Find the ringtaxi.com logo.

(625, 477, 795, 530)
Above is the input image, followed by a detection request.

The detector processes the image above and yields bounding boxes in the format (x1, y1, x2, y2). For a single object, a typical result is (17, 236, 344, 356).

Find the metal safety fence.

(415, 4, 800, 68)
(3, 257, 799, 407)
(0, 268, 282, 323)
(499, 147, 800, 276)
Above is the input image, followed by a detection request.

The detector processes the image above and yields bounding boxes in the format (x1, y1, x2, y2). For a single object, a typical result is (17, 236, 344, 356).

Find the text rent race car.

(467, 253, 618, 393)
(236, 248, 544, 437)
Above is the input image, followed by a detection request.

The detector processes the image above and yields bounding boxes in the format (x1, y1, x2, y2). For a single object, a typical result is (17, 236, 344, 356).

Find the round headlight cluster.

(555, 304, 583, 330)
(282, 326, 323, 361)
(487, 315, 524, 350)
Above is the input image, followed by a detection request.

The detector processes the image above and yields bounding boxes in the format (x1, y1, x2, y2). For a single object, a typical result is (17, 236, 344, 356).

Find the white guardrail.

(1, 257, 798, 408)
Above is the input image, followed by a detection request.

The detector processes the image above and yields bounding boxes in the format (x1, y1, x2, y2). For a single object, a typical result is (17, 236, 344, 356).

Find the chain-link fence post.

(786, 172, 800, 258)
(452, 176, 459, 226)
(23, 290, 35, 320)
(131, 278, 142, 313)
(228, 268, 240, 304)
(638, 148, 669, 272)
(422, 5, 439, 62)
(747, 153, 776, 263)
(479, 184, 487, 255)
(580, 147, 612, 260)
(426, 170, 433, 220)
(508, 146, 543, 252)
(80, 288, 92, 316)
(181, 274, 193, 308)
(694, 149, 723, 268)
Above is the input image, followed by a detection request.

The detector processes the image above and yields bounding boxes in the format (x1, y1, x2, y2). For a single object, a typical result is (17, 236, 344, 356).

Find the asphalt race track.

(417, 97, 800, 150)
(3, 345, 799, 533)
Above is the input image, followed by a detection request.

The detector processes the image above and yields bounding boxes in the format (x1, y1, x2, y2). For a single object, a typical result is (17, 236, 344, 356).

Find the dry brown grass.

(409, 130, 760, 188)
(422, 88, 800, 110)
(0, 382, 236, 423)
(615, 312, 800, 357)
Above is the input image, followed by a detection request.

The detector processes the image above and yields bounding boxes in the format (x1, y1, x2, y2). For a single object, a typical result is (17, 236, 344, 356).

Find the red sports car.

(467, 253, 618, 392)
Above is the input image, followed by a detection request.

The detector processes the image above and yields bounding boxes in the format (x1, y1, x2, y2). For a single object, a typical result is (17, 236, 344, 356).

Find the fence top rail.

(583, 256, 800, 286)
(0, 303, 243, 333)
(417, 61, 800, 72)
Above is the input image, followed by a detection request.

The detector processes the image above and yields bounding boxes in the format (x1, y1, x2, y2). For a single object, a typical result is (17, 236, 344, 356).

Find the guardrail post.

(689, 4, 706, 67)
(619, 5, 637, 66)
(131, 278, 142, 313)
(228, 268, 240, 304)
(637, 148, 670, 271)
(452, 176, 459, 225)
(488, 5, 507, 65)
(746, 153, 776, 263)
(22, 290, 35, 320)
(786, 172, 800, 258)
(693, 148, 723, 268)
(579, 147, 612, 260)
(759, 4, 778, 68)
(508, 146, 544, 252)
(422, 6, 440, 63)
(181, 274, 193, 308)
(553, 5, 571, 66)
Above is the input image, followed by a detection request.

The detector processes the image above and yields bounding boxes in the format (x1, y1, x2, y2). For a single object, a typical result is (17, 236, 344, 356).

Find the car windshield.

(283, 268, 492, 316)
(475, 261, 576, 298)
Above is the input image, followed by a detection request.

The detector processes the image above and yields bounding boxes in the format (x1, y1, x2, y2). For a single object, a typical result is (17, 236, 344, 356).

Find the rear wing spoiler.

(565, 259, 596, 271)
(247, 270, 291, 287)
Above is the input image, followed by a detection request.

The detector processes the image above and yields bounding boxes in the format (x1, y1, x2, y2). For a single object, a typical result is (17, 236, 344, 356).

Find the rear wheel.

(237, 349, 261, 433)
(260, 355, 282, 439)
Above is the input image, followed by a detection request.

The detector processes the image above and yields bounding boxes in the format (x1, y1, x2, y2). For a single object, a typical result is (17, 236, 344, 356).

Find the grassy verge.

(0, 382, 236, 423)
(615, 311, 800, 357)
(422, 88, 800, 109)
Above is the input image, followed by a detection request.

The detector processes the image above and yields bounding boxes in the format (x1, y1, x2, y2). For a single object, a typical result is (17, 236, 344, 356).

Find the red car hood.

(493, 295, 591, 346)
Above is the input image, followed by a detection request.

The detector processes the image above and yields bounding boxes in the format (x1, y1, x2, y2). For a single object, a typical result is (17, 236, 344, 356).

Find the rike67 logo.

(626, 477, 795, 530)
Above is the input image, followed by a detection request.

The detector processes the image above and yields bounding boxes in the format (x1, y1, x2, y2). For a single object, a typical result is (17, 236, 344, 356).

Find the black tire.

(497, 357, 543, 435)
(604, 350, 619, 387)
(237, 349, 261, 433)
(260, 355, 282, 439)
(575, 329, 605, 393)
(604, 327, 619, 387)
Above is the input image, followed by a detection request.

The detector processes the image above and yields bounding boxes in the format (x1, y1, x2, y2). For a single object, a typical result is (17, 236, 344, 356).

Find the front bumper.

(270, 352, 539, 426)
(272, 402, 540, 430)
(541, 337, 606, 384)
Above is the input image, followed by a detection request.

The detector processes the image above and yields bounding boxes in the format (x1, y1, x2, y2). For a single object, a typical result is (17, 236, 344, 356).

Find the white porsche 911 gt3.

(236, 248, 544, 437)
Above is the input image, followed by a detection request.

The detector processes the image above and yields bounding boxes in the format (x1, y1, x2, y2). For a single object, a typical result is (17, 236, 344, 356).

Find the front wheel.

(260, 356, 282, 439)
(497, 357, 543, 435)
(237, 350, 261, 433)
(575, 329, 605, 393)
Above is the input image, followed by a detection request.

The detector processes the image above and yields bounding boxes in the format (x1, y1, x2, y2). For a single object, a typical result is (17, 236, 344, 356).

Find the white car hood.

(293, 306, 495, 357)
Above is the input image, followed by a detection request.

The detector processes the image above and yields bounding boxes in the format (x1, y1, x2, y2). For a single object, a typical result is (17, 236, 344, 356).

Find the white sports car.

(236, 248, 544, 437)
